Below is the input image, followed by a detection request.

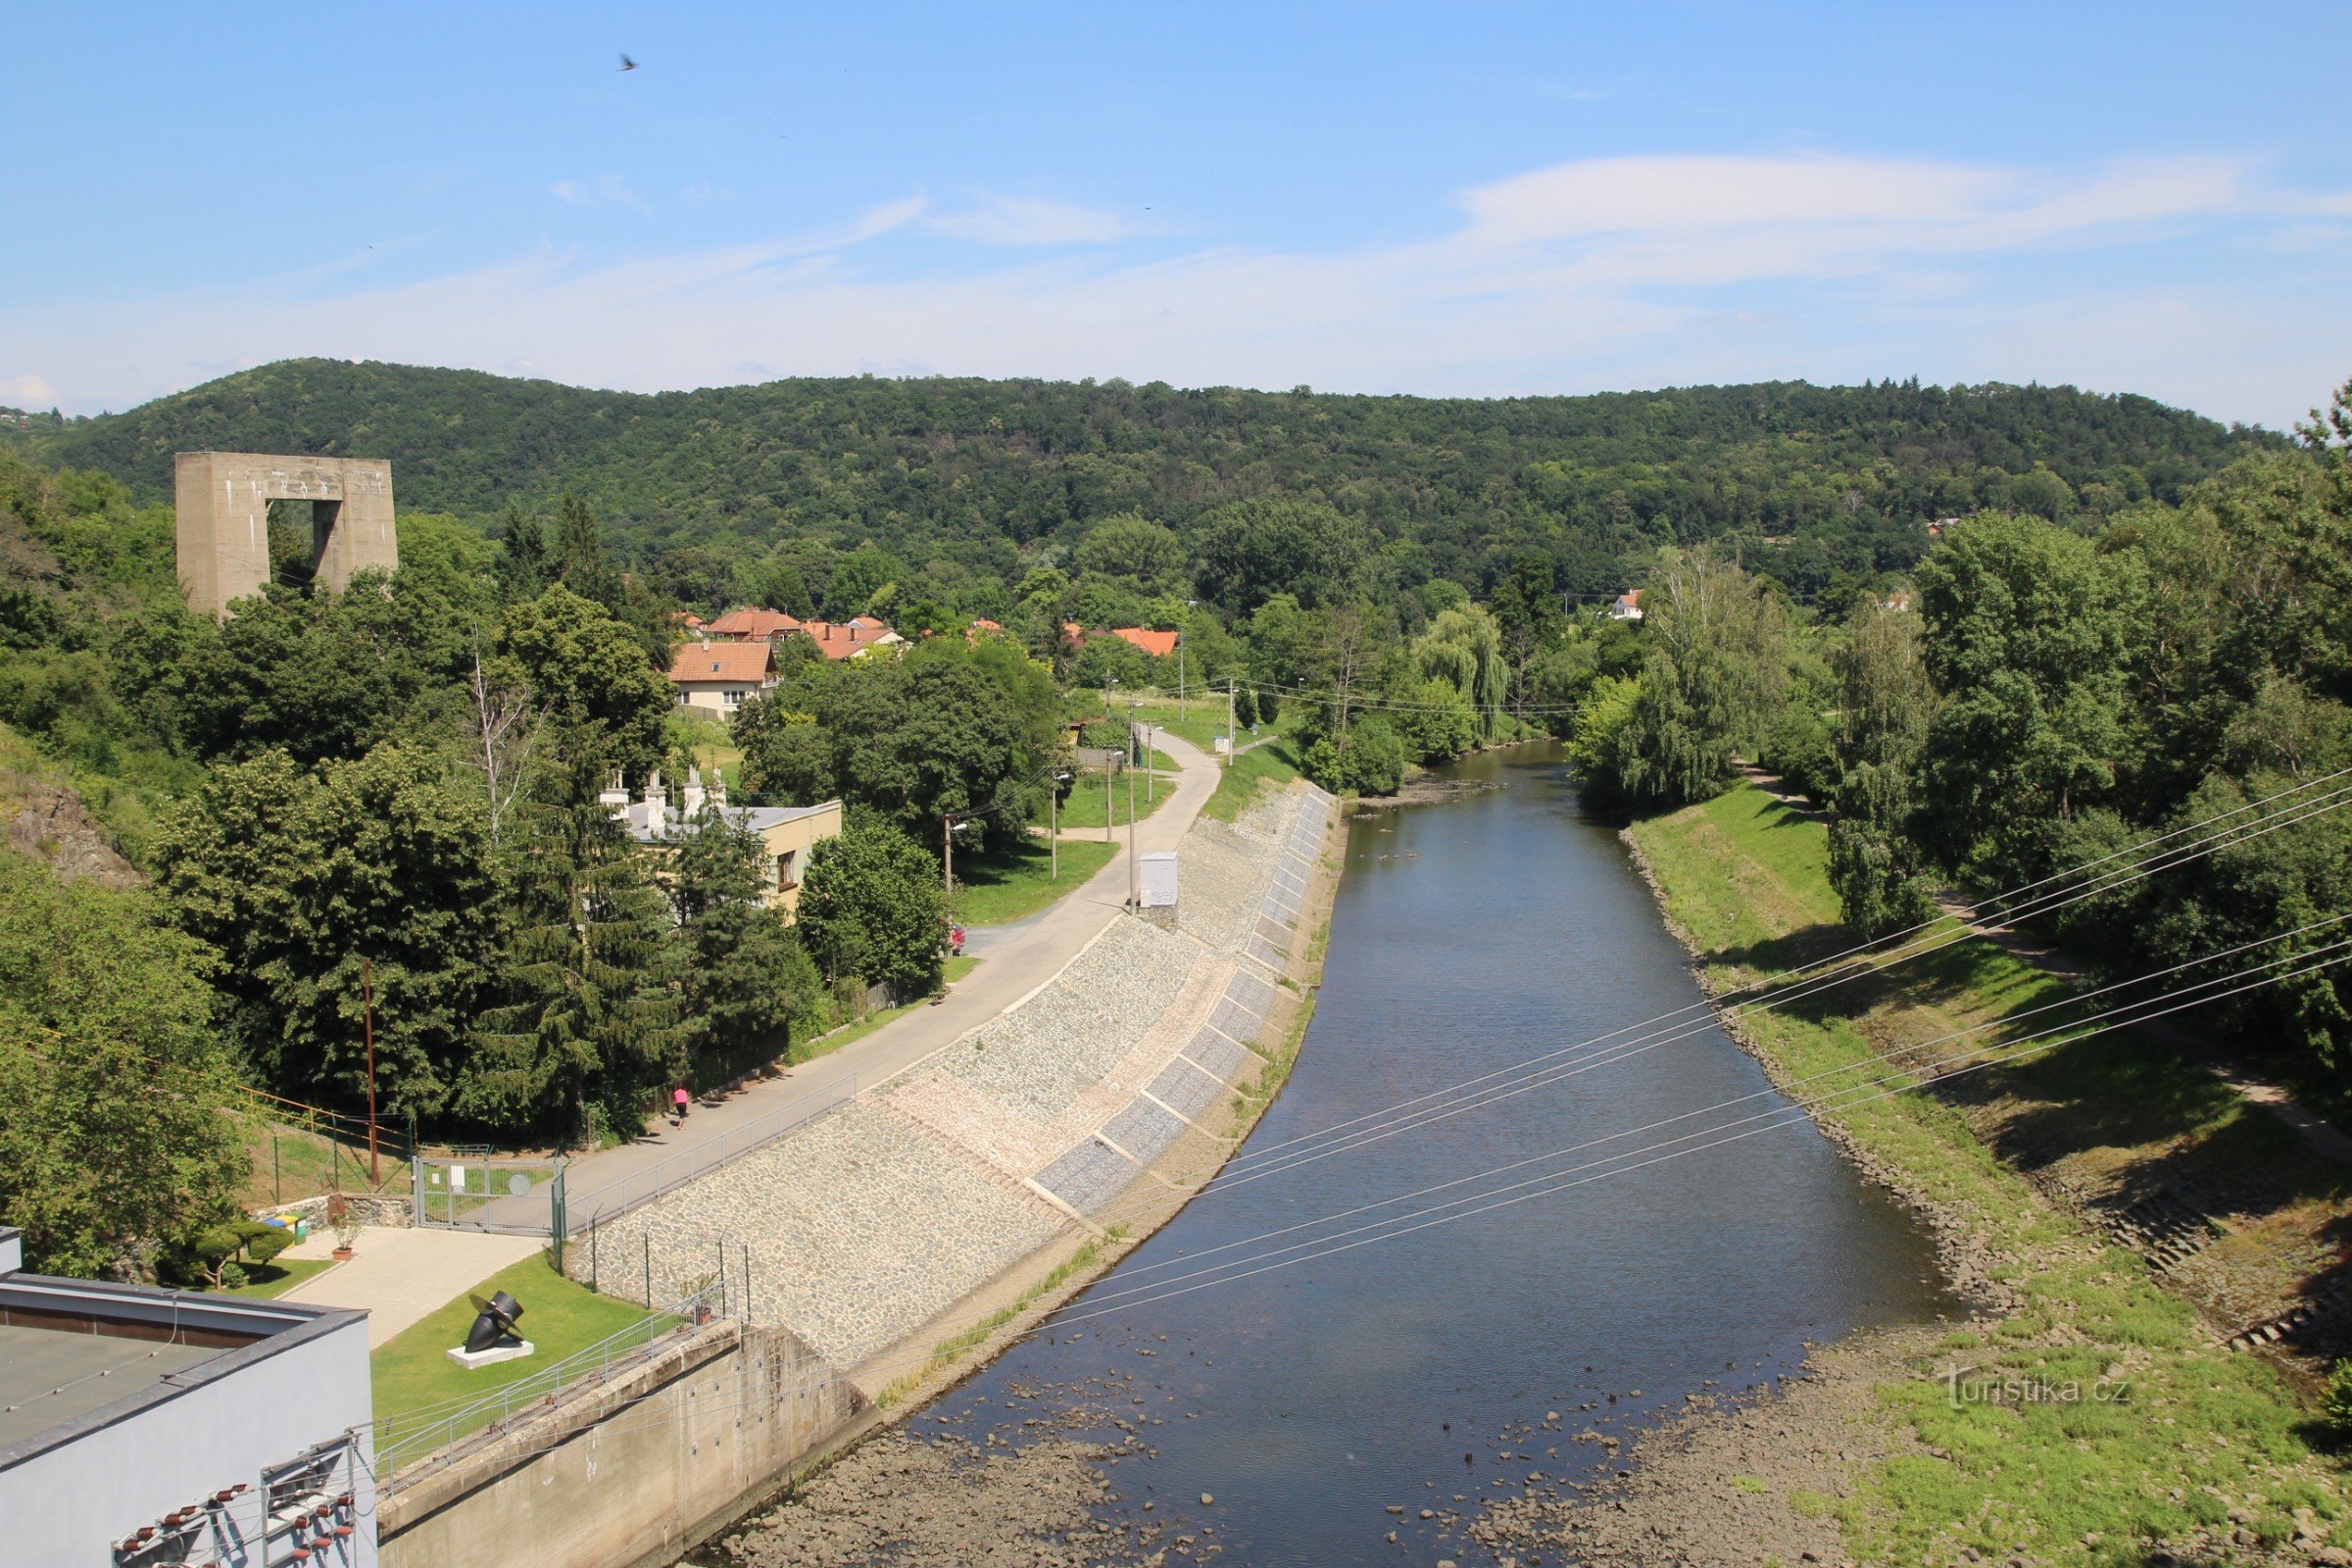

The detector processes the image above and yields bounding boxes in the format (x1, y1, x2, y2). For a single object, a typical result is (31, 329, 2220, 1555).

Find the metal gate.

(411, 1151, 566, 1241)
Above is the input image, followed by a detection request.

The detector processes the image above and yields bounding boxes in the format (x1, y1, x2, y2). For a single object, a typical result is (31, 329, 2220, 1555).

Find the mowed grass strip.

(1205, 740, 1302, 821)
(952, 837, 1117, 927)
(1628, 782, 2350, 1567)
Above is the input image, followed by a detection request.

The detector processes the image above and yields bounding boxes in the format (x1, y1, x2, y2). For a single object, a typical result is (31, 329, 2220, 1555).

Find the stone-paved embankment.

(576, 781, 1335, 1374)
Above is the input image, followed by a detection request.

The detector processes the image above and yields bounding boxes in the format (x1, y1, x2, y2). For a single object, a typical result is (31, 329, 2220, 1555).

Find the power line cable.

(1202, 774, 2352, 1189)
(377, 940, 2352, 1481)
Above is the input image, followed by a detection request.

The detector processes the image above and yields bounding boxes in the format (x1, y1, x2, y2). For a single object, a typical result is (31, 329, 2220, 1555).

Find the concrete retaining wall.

(378, 1320, 858, 1568)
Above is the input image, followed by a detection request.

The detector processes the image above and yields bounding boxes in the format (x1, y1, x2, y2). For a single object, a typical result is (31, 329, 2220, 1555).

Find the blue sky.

(4, 3, 2348, 425)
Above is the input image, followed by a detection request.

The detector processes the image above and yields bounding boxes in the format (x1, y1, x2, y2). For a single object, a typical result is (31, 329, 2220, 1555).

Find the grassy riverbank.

(1613, 784, 2351, 1567)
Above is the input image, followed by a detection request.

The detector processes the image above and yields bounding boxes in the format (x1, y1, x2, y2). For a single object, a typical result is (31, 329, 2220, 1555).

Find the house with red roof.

(795, 618, 905, 661)
(1108, 627, 1178, 659)
(1608, 589, 1645, 622)
(707, 607, 806, 642)
(667, 638, 778, 712)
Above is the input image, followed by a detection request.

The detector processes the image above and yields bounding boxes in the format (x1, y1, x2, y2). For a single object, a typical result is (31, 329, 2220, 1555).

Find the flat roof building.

(0, 1226, 375, 1567)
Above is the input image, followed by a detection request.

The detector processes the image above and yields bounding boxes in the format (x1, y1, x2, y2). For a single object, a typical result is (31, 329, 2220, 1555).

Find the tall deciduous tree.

(1825, 602, 1940, 936)
(498, 583, 670, 781)
(1913, 513, 2138, 881)
(158, 743, 505, 1116)
(1614, 550, 1788, 807)
(794, 815, 947, 999)
(0, 856, 243, 1279)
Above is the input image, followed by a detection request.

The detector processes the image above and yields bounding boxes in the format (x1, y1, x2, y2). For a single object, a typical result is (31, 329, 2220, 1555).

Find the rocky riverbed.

(699, 1370, 1236, 1568)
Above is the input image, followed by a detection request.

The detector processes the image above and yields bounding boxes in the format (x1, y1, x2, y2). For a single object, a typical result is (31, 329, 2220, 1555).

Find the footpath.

(502, 736, 1225, 1231)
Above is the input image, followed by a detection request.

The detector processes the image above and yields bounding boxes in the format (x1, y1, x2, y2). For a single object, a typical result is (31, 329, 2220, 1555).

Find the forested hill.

(24, 359, 2278, 594)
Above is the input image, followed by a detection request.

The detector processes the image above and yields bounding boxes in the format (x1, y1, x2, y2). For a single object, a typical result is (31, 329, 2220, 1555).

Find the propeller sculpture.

(463, 1290, 527, 1355)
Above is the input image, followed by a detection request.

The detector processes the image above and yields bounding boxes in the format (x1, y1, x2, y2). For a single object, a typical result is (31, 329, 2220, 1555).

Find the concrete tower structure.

(173, 451, 398, 617)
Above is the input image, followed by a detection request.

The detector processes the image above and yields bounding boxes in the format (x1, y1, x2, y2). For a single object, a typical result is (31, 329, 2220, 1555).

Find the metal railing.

(374, 1277, 737, 1490)
(559, 1071, 858, 1237)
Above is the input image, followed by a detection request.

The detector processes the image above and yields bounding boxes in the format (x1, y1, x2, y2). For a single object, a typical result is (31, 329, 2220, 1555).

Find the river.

(858, 744, 1945, 1564)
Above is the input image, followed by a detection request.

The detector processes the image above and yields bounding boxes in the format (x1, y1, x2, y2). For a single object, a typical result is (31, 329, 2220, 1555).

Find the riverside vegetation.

(1483, 780, 2352, 1567)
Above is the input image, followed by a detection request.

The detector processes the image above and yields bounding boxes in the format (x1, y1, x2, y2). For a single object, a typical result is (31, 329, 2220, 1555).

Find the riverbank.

(1483, 782, 2352, 1567)
(680, 776, 1346, 1564)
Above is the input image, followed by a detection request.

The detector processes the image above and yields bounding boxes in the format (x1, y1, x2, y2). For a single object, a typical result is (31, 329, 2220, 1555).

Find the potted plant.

(326, 1195, 359, 1261)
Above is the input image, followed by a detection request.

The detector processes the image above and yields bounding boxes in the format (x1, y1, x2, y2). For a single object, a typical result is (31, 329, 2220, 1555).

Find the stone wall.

(571, 781, 1338, 1376)
(378, 1318, 857, 1568)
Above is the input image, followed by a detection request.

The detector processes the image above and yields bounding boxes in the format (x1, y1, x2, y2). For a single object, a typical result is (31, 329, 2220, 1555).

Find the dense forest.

(15, 359, 2278, 605)
(1555, 378, 2352, 1107)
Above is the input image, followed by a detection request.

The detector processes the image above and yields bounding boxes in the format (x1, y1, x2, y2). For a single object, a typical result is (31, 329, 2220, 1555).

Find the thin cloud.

(8, 152, 2349, 425)
(927, 193, 1146, 246)
(550, 173, 647, 211)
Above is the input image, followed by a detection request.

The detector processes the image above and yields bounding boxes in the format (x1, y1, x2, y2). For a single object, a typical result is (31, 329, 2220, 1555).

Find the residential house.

(796, 616, 903, 661)
(1109, 627, 1178, 658)
(1608, 589, 1645, 622)
(604, 767, 844, 920)
(1059, 622, 1179, 658)
(667, 638, 776, 712)
(707, 607, 805, 642)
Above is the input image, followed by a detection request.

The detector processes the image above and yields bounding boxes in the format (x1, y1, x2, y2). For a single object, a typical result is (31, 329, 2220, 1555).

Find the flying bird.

(618, 52, 639, 72)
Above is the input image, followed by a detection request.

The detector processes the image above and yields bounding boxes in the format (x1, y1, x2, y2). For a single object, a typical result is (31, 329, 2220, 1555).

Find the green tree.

(498, 583, 670, 779)
(670, 808, 825, 1076)
(1192, 499, 1369, 613)
(1825, 604, 1940, 936)
(158, 744, 505, 1117)
(0, 856, 244, 1279)
(1913, 513, 2138, 881)
(466, 749, 684, 1143)
(795, 815, 947, 998)
(1611, 550, 1788, 807)
(1075, 514, 1188, 596)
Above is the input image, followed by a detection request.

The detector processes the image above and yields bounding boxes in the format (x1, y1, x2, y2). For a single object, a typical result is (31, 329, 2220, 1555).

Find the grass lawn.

(1204, 738, 1302, 821)
(220, 1256, 334, 1298)
(370, 1251, 661, 1446)
(798, 956, 982, 1061)
(233, 1110, 405, 1210)
(1626, 782, 2352, 1564)
(953, 836, 1119, 926)
(1126, 697, 1306, 757)
(1054, 758, 1178, 832)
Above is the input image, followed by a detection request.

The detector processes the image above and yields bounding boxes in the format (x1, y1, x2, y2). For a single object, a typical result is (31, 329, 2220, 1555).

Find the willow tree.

(1825, 602, 1940, 936)
(1415, 606, 1510, 740)
(1615, 550, 1789, 807)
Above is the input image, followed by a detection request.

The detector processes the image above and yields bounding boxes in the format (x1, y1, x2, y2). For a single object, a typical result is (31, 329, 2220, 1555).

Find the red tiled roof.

(1109, 627, 1178, 659)
(797, 620, 894, 661)
(709, 608, 805, 641)
(667, 640, 772, 684)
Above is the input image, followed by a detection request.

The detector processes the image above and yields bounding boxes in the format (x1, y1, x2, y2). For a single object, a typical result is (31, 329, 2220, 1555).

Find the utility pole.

(1049, 781, 1057, 881)
(1227, 677, 1236, 768)
(362, 957, 379, 1185)
(942, 812, 955, 900)
(1126, 750, 1138, 909)
(1104, 756, 1114, 845)
(1177, 629, 1186, 720)
(1145, 723, 1155, 803)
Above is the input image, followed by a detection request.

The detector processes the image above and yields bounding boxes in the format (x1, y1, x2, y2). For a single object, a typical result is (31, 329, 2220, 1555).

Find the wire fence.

(560, 1071, 859, 1238)
(374, 1276, 739, 1489)
(228, 1088, 414, 1208)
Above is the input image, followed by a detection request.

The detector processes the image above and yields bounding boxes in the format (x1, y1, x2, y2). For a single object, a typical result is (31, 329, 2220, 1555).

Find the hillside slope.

(20, 360, 2278, 592)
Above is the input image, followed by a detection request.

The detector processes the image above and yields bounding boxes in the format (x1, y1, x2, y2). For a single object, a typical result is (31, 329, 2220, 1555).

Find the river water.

(905, 744, 1946, 1564)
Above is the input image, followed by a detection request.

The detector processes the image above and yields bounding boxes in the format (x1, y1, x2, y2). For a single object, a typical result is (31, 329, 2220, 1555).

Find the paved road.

(492, 733, 1228, 1230)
